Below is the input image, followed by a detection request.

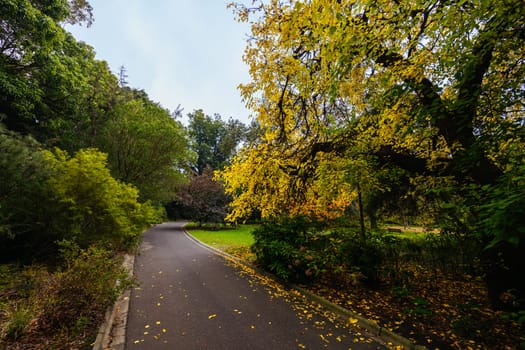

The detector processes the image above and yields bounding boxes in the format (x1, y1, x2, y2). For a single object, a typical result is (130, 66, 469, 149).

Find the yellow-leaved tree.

(219, 0, 524, 307)
(221, 0, 523, 221)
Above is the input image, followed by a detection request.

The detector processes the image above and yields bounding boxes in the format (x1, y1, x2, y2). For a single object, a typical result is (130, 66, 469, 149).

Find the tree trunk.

(356, 182, 366, 240)
(482, 242, 525, 310)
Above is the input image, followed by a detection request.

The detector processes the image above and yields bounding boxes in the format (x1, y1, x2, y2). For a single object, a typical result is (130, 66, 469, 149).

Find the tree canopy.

(0, 0, 194, 259)
(187, 109, 247, 174)
(221, 0, 524, 234)
(219, 0, 525, 310)
(96, 99, 195, 203)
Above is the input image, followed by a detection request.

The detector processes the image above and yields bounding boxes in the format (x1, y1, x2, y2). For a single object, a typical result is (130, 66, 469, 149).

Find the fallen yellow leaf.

(208, 314, 217, 319)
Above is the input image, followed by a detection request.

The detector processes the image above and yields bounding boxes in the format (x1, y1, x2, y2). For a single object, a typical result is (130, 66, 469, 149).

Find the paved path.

(125, 222, 388, 349)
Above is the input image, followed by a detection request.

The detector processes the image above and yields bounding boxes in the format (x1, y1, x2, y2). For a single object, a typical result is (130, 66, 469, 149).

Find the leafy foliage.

(251, 216, 322, 281)
(96, 99, 194, 203)
(187, 109, 247, 174)
(176, 168, 231, 224)
(0, 0, 100, 146)
(0, 135, 160, 262)
(479, 164, 525, 247)
(0, 128, 57, 260)
(44, 148, 161, 250)
(0, 1, 199, 348)
(224, 0, 524, 222)
(222, 0, 525, 309)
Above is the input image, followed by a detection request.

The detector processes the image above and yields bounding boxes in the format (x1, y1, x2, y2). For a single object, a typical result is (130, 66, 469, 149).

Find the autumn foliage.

(219, 0, 525, 347)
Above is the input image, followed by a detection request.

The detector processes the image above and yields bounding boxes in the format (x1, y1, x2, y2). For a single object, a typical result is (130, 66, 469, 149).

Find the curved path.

(125, 222, 387, 349)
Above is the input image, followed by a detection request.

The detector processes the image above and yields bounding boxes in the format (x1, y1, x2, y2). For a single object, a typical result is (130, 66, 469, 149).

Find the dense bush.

(44, 148, 161, 250)
(252, 215, 489, 289)
(0, 129, 57, 261)
(251, 216, 325, 281)
(0, 129, 161, 262)
(252, 216, 385, 284)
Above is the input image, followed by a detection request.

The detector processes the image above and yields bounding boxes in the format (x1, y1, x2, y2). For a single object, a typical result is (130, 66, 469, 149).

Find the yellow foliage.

(223, 0, 524, 221)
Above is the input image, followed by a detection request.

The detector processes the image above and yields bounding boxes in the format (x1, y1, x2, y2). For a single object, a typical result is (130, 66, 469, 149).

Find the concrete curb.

(184, 229, 427, 350)
(293, 285, 427, 350)
(92, 254, 135, 350)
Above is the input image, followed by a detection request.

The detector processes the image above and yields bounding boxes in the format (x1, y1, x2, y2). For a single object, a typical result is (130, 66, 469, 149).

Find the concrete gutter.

(184, 229, 427, 350)
(92, 254, 134, 350)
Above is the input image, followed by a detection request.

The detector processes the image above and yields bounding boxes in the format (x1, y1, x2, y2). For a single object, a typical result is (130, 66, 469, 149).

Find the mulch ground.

(225, 247, 524, 349)
(304, 266, 524, 349)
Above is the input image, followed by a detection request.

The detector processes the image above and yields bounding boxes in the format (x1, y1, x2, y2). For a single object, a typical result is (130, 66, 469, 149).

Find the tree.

(224, 0, 524, 224)
(0, 0, 97, 147)
(96, 99, 194, 203)
(187, 110, 247, 174)
(176, 168, 231, 225)
(223, 0, 525, 307)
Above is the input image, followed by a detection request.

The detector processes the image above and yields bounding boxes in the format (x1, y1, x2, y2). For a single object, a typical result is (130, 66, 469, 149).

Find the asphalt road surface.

(125, 222, 388, 350)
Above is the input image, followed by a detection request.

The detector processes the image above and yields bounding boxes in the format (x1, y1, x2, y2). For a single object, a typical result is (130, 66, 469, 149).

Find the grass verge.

(186, 224, 257, 262)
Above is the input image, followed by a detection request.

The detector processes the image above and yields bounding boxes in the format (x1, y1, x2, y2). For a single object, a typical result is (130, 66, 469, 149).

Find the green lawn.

(186, 224, 257, 250)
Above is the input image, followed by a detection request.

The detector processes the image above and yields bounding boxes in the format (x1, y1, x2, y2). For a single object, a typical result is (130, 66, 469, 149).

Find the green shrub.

(252, 216, 326, 282)
(252, 216, 388, 284)
(0, 129, 57, 261)
(337, 230, 385, 285)
(1, 304, 33, 340)
(44, 148, 161, 250)
(1, 129, 161, 261)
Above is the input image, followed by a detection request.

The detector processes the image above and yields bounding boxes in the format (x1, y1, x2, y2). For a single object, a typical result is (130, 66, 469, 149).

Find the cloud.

(68, 0, 252, 123)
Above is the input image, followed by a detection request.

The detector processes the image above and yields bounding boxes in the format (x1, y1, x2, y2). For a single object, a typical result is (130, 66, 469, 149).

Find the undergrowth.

(0, 244, 133, 349)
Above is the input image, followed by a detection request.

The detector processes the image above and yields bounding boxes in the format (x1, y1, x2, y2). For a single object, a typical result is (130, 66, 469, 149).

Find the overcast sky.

(66, 0, 253, 124)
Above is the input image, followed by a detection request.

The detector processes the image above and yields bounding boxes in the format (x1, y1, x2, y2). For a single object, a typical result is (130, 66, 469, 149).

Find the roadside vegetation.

(2, 0, 524, 349)
(1, 2, 251, 348)
(187, 224, 256, 262)
(214, 1, 524, 349)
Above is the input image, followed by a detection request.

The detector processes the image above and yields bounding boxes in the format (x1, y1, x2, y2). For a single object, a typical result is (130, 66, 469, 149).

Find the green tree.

(0, 0, 96, 146)
(187, 109, 247, 174)
(96, 99, 194, 203)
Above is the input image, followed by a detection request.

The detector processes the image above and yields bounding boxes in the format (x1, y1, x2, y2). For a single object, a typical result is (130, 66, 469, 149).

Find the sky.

(66, 0, 253, 124)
